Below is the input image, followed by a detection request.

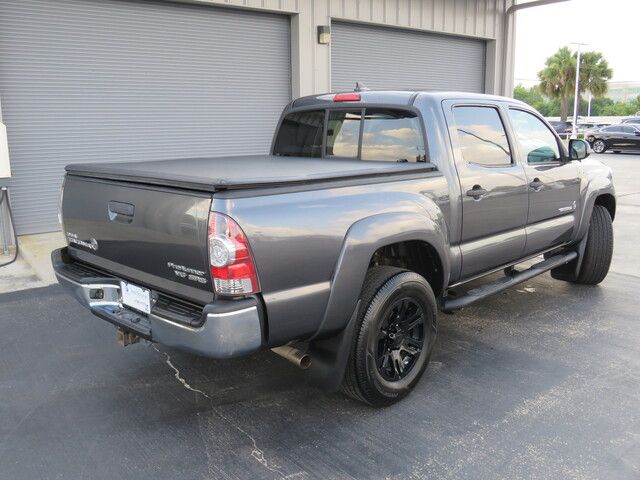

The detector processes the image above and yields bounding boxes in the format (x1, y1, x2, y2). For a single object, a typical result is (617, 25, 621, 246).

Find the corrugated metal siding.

(0, 0, 291, 234)
(329, 0, 502, 38)
(187, 0, 506, 95)
(193, 0, 502, 39)
(331, 21, 485, 92)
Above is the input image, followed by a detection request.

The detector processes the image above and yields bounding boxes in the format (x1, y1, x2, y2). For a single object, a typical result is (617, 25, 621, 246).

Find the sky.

(514, 0, 640, 86)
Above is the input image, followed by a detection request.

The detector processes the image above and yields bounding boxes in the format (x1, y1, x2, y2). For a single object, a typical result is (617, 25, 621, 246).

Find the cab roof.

(290, 90, 527, 109)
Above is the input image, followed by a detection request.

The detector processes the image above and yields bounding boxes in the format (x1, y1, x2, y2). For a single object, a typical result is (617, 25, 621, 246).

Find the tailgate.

(62, 175, 213, 304)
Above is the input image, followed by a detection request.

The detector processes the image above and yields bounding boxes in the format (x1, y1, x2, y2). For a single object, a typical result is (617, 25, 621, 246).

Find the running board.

(442, 251, 578, 312)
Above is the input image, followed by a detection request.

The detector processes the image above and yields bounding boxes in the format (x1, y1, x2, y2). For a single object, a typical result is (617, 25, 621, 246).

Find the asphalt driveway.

(1, 153, 639, 480)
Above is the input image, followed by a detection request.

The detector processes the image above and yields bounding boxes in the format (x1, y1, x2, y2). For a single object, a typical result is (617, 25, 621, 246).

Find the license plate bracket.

(120, 281, 151, 315)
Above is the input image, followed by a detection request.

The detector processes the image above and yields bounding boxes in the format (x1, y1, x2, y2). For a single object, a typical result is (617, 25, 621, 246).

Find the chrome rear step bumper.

(52, 248, 263, 359)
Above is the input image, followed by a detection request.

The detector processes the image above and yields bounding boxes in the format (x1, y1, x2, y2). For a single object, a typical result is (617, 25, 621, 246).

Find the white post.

(571, 44, 582, 139)
(587, 91, 592, 118)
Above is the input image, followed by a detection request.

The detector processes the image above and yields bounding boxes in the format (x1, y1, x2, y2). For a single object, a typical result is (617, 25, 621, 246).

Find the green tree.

(514, 84, 543, 107)
(537, 47, 613, 121)
(579, 51, 612, 111)
(538, 47, 575, 121)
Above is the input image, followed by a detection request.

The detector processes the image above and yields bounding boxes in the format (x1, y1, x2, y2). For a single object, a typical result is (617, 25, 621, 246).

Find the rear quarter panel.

(212, 173, 450, 346)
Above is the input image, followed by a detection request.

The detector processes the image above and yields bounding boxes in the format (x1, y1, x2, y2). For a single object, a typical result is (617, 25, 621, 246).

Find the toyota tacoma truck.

(53, 91, 615, 406)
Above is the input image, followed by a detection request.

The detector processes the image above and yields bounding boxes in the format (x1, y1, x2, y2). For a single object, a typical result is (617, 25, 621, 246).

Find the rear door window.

(361, 109, 426, 162)
(326, 110, 362, 158)
(453, 106, 512, 166)
(273, 110, 325, 157)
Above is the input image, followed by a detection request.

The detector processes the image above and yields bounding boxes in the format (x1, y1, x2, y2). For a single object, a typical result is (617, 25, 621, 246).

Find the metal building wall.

(330, 21, 486, 92)
(186, 0, 512, 97)
(0, 0, 513, 234)
(0, 0, 291, 234)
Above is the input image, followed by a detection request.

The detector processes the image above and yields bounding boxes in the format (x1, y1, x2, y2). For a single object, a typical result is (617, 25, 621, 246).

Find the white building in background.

(606, 81, 640, 103)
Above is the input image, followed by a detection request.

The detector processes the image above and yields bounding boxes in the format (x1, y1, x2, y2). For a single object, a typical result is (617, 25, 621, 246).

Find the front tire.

(341, 267, 437, 407)
(592, 139, 607, 153)
(575, 205, 614, 284)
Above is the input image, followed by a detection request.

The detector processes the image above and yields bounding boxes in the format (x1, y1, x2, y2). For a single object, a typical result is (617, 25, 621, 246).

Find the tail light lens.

(208, 212, 260, 296)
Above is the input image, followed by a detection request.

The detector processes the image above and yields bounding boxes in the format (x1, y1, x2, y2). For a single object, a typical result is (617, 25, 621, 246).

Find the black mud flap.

(303, 301, 360, 392)
(547, 233, 589, 282)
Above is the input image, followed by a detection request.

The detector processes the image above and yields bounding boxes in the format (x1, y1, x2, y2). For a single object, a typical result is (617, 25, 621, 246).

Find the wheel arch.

(594, 193, 616, 221)
(310, 211, 449, 341)
(368, 240, 445, 298)
(305, 211, 448, 392)
(575, 175, 615, 242)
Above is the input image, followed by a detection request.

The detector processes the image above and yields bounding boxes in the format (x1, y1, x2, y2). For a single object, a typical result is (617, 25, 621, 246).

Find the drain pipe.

(0, 187, 18, 267)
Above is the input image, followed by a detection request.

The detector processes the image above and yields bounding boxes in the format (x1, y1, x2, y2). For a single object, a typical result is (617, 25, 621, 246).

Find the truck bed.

(65, 155, 437, 192)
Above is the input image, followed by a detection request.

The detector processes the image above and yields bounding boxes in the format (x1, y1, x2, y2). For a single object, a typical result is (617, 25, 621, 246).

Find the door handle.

(529, 178, 544, 191)
(466, 185, 487, 200)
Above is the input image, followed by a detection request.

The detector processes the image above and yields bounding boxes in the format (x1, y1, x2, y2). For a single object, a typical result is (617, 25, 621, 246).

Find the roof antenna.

(354, 82, 370, 92)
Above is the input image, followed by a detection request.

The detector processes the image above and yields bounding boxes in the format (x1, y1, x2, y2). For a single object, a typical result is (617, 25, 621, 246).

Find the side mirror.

(569, 139, 590, 160)
(635, 131, 640, 136)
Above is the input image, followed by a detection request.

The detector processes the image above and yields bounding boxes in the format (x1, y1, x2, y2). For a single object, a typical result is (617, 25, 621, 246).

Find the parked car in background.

(548, 120, 573, 138)
(586, 124, 640, 153)
(621, 117, 640, 126)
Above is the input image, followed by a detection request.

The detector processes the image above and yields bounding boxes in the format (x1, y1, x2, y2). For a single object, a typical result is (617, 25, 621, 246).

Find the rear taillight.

(208, 212, 260, 296)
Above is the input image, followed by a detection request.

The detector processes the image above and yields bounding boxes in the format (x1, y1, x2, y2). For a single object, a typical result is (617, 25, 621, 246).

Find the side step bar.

(443, 251, 578, 312)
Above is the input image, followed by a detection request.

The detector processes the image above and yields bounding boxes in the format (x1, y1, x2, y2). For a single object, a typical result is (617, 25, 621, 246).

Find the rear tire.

(575, 205, 614, 284)
(592, 140, 607, 153)
(341, 267, 437, 407)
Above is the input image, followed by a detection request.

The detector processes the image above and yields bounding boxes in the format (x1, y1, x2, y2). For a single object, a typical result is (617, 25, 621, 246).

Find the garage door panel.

(331, 21, 485, 93)
(0, 0, 290, 234)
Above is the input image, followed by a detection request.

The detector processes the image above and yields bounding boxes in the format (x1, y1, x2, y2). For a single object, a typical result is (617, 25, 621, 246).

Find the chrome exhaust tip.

(271, 343, 311, 369)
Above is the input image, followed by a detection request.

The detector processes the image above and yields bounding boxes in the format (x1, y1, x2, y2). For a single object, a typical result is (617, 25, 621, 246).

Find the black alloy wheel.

(341, 267, 437, 407)
(375, 297, 425, 381)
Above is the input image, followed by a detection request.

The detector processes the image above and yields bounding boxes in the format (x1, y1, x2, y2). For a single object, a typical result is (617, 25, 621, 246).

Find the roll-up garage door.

(331, 22, 485, 94)
(0, 0, 291, 234)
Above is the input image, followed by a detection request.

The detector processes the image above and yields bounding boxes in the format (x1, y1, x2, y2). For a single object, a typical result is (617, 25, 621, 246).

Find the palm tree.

(537, 47, 613, 121)
(579, 51, 613, 110)
(538, 47, 575, 122)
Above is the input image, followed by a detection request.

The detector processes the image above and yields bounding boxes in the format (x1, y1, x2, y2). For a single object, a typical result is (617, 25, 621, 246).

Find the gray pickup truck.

(53, 91, 615, 406)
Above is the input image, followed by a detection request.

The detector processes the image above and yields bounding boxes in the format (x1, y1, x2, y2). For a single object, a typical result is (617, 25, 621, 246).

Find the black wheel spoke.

(402, 313, 424, 332)
(397, 299, 408, 319)
(375, 296, 427, 381)
(405, 337, 423, 349)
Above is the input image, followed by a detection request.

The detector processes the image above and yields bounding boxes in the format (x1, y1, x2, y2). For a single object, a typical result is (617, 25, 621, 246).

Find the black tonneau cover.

(65, 155, 437, 192)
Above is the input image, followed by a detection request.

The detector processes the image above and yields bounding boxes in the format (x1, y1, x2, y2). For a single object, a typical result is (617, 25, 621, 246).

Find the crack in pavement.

(150, 344, 295, 479)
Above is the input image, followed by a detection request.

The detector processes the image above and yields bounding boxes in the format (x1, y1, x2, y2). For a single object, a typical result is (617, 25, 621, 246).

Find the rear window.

(361, 109, 425, 162)
(326, 110, 362, 158)
(272, 110, 324, 157)
(273, 107, 426, 162)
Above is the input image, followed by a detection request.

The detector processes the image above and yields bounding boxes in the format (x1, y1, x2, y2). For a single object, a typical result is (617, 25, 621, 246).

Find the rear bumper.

(52, 248, 263, 359)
